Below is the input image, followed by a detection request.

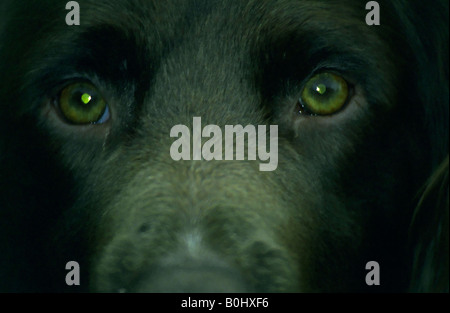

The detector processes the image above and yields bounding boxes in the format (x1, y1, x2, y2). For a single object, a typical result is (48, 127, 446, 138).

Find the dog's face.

(0, 0, 448, 292)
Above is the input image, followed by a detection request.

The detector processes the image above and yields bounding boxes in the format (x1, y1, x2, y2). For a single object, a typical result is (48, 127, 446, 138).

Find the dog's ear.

(393, 0, 448, 165)
(409, 155, 449, 292)
(404, 0, 449, 167)
(402, 0, 449, 293)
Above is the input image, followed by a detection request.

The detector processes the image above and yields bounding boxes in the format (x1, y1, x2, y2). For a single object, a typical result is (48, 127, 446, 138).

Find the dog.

(0, 0, 448, 292)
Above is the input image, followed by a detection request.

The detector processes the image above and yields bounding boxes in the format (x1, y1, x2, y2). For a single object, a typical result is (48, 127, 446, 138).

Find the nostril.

(137, 223, 151, 234)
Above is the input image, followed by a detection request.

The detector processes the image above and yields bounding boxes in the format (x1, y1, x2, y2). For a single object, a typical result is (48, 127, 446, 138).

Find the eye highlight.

(58, 82, 110, 124)
(299, 72, 349, 115)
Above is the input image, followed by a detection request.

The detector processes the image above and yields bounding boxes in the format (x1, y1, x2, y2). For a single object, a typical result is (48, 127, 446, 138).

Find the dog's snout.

(134, 262, 249, 293)
(140, 234, 250, 292)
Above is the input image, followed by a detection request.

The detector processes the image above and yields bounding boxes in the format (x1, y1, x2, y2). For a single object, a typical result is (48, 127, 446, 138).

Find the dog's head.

(0, 0, 448, 292)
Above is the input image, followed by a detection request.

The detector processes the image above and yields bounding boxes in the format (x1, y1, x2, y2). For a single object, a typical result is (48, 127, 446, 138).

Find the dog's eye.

(299, 72, 349, 115)
(58, 82, 110, 124)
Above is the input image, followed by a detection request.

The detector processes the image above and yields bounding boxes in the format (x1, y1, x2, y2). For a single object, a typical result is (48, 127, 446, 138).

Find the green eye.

(300, 72, 349, 115)
(59, 82, 109, 124)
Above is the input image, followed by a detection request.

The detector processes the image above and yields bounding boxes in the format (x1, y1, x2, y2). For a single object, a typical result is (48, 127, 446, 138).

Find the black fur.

(0, 0, 448, 292)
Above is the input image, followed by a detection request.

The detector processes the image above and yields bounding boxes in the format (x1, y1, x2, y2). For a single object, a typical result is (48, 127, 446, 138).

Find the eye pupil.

(81, 93, 92, 105)
(315, 83, 327, 95)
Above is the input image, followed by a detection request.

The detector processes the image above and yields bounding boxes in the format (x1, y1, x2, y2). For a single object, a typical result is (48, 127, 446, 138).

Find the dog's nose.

(131, 231, 251, 292)
(133, 261, 250, 293)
